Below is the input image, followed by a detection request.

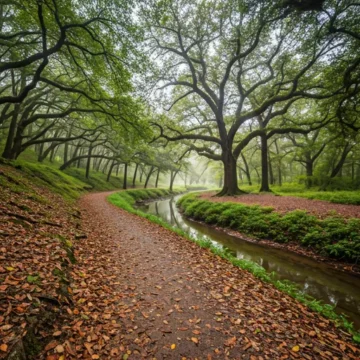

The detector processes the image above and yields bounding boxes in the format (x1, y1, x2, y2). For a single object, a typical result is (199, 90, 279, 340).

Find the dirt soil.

(200, 192, 360, 219)
(57, 191, 359, 359)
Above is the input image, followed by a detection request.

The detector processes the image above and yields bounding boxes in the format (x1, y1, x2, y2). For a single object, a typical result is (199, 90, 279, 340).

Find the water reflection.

(138, 195, 360, 329)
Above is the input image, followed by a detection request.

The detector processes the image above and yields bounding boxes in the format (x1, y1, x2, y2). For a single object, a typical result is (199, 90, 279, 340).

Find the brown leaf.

(191, 337, 199, 344)
(224, 337, 236, 347)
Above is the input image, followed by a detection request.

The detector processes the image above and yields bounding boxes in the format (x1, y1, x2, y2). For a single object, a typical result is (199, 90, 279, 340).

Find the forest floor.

(1, 172, 360, 359)
(58, 192, 360, 359)
(200, 192, 360, 219)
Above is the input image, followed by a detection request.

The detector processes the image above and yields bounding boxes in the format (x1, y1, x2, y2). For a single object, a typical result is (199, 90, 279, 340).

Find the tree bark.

(123, 162, 128, 189)
(132, 163, 138, 187)
(155, 168, 160, 188)
(107, 161, 115, 182)
(169, 170, 179, 191)
(274, 139, 282, 186)
(268, 152, 274, 185)
(2, 105, 20, 159)
(305, 154, 313, 188)
(86, 146, 92, 179)
(217, 150, 243, 196)
(240, 153, 252, 185)
(259, 133, 271, 192)
(144, 166, 155, 188)
(330, 143, 352, 178)
(50, 145, 58, 162)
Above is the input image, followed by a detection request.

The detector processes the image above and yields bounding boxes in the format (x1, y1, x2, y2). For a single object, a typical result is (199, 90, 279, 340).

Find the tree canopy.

(0, 0, 359, 193)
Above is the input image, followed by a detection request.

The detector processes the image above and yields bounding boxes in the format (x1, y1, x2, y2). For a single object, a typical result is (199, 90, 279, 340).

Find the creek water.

(137, 194, 360, 330)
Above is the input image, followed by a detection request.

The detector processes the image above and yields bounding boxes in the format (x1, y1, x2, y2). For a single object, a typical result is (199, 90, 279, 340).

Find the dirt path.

(200, 192, 360, 219)
(65, 192, 360, 359)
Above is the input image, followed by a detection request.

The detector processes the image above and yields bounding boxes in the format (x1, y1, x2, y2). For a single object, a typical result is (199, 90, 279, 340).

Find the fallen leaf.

(224, 337, 236, 347)
(55, 345, 64, 353)
(191, 337, 199, 344)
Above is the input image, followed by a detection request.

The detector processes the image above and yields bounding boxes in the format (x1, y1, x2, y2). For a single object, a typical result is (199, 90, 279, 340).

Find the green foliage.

(178, 194, 360, 262)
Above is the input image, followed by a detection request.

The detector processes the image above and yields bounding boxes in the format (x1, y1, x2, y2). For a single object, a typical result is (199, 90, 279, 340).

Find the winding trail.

(71, 191, 360, 359)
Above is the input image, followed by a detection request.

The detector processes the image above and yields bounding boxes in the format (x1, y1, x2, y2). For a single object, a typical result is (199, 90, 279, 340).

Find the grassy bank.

(108, 188, 184, 212)
(0, 155, 140, 201)
(178, 193, 360, 263)
(108, 189, 360, 343)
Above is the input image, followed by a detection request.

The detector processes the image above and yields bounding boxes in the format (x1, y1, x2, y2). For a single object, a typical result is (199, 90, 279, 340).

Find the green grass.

(108, 189, 360, 343)
(177, 193, 360, 263)
(108, 188, 184, 212)
(0, 147, 145, 198)
(0, 158, 88, 201)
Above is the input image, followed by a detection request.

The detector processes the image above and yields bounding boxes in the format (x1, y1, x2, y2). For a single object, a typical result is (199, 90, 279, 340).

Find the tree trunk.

(77, 148, 83, 168)
(268, 152, 274, 185)
(169, 170, 179, 191)
(274, 140, 282, 186)
(64, 142, 69, 164)
(50, 146, 58, 162)
(330, 143, 352, 178)
(217, 150, 243, 196)
(144, 166, 154, 188)
(155, 168, 160, 188)
(132, 163, 138, 187)
(320, 143, 352, 190)
(96, 155, 104, 171)
(240, 153, 252, 186)
(123, 163, 128, 189)
(254, 167, 260, 184)
(259, 133, 271, 192)
(2, 105, 20, 159)
(107, 161, 115, 182)
(103, 159, 111, 174)
(278, 164, 282, 186)
(86, 146, 92, 179)
(305, 158, 313, 188)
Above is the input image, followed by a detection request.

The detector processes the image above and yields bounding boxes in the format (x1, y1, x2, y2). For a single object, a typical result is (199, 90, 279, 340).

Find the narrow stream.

(138, 194, 360, 330)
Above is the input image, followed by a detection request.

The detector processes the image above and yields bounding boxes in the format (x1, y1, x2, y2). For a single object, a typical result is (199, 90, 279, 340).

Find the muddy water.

(138, 195, 360, 330)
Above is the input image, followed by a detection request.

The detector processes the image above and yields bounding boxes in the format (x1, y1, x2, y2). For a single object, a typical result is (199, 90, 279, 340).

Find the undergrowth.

(178, 193, 360, 262)
(108, 189, 360, 343)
